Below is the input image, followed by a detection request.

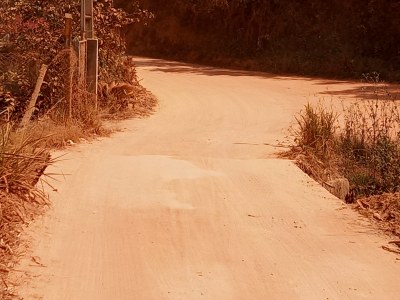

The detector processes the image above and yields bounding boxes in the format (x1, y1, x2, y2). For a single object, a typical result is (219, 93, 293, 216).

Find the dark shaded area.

(120, 0, 400, 81)
(134, 57, 279, 78)
(320, 84, 400, 101)
(134, 57, 344, 82)
(135, 57, 400, 103)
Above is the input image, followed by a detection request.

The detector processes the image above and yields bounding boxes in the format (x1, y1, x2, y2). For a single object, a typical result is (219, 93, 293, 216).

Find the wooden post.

(20, 64, 48, 127)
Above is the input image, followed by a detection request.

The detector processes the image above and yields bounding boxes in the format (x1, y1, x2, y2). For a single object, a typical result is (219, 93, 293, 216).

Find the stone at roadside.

(323, 178, 350, 201)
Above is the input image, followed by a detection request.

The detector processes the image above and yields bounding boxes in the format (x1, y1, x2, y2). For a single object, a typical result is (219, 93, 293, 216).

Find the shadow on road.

(134, 57, 400, 101)
(134, 57, 278, 78)
(319, 84, 400, 101)
(133, 57, 323, 81)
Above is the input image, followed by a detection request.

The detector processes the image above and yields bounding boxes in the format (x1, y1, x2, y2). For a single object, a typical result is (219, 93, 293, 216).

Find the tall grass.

(292, 97, 400, 197)
(292, 102, 338, 157)
(339, 99, 400, 195)
(0, 112, 56, 299)
(0, 120, 52, 202)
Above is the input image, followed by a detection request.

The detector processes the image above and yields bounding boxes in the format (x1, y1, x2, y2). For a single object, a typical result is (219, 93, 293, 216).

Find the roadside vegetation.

(290, 81, 400, 251)
(121, 0, 400, 81)
(0, 1, 156, 297)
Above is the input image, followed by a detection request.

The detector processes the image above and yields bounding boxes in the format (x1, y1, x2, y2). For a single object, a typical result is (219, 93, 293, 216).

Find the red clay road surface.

(15, 58, 400, 299)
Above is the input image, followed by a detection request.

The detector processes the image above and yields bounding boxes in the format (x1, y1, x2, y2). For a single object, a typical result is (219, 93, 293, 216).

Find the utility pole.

(80, 0, 98, 108)
(64, 13, 73, 121)
(81, 0, 94, 39)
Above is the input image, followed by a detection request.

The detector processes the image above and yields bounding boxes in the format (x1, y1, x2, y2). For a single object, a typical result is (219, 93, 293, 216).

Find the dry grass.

(291, 102, 338, 158)
(0, 117, 56, 298)
(0, 122, 51, 196)
(99, 80, 158, 119)
(338, 99, 400, 196)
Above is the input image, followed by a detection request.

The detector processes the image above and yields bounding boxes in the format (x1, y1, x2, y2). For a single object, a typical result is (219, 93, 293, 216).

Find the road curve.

(16, 58, 399, 299)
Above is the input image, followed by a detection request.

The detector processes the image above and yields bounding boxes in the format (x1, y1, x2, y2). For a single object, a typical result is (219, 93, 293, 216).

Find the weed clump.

(292, 93, 400, 197)
(292, 102, 337, 158)
(0, 112, 55, 288)
(338, 100, 400, 196)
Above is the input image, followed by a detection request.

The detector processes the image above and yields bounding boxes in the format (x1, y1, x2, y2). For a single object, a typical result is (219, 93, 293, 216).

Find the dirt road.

(17, 58, 399, 299)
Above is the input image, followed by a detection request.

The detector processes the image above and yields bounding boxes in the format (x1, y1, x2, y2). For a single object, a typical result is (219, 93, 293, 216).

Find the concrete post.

(64, 13, 73, 47)
(81, 0, 98, 107)
(81, 0, 94, 39)
(64, 13, 73, 120)
(78, 40, 87, 87)
(86, 38, 98, 108)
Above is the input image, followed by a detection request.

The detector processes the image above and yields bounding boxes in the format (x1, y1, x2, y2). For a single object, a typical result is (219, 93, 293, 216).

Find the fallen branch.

(6, 244, 12, 255)
(31, 256, 46, 267)
(388, 240, 400, 247)
(323, 181, 334, 189)
(1, 276, 8, 289)
(263, 142, 291, 148)
(0, 264, 9, 273)
(373, 212, 383, 221)
(357, 199, 366, 210)
(382, 245, 400, 255)
(248, 214, 260, 218)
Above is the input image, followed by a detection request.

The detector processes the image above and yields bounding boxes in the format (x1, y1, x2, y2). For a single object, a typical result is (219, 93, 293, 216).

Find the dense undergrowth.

(120, 0, 400, 81)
